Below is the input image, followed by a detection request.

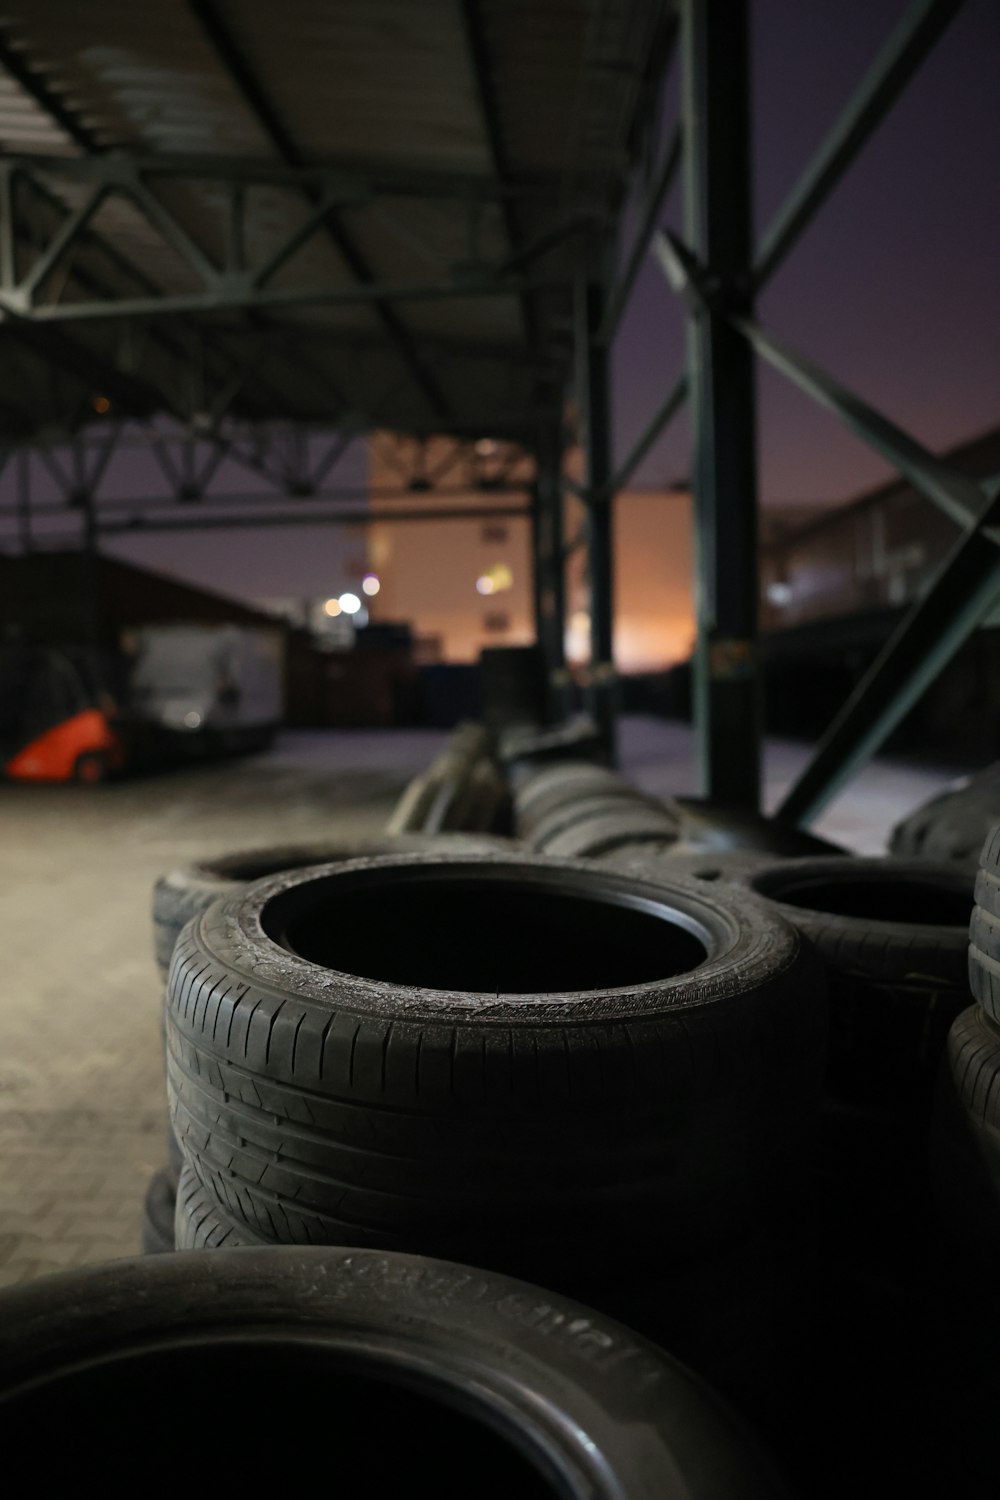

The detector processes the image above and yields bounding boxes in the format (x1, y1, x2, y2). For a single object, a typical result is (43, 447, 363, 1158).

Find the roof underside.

(0, 0, 673, 445)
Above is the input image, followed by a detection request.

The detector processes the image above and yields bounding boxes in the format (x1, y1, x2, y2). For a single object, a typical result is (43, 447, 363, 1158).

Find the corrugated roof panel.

(215, 0, 492, 172)
(0, 0, 670, 439)
(1, 2, 269, 153)
(337, 196, 511, 303)
(0, 66, 79, 151)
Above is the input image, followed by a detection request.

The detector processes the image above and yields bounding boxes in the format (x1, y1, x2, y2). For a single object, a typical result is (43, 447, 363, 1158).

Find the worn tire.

(890, 767, 1000, 867)
(599, 848, 773, 881)
(174, 1164, 256, 1249)
(0, 1248, 782, 1497)
(140, 1166, 177, 1255)
(537, 806, 682, 860)
(166, 851, 825, 1278)
(931, 1006, 1000, 1242)
(525, 790, 674, 853)
(966, 825, 1000, 1025)
(732, 857, 972, 1109)
(152, 831, 508, 976)
(513, 762, 632, 834)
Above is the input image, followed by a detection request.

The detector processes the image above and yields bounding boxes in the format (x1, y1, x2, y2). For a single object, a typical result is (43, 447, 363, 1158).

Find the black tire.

(513, 762, 630, 833)
(175, 1164, 257, 1249)
(600, 848, 773, 882)
(73, 750, 109, 785)
(740, 857, 973, 1110)
(166, 852, 825, 1278)
(0, 1248, 782, 1498)
(537, 806, 682, 859)
(931, 1006, 1000, 1243)
(524, 790, 673, 853)
(967, 827, 1000, 1025)
(140, 1166, 177, 1255)
(152, 831, 508, 977)
(890, 767, 1000, 867)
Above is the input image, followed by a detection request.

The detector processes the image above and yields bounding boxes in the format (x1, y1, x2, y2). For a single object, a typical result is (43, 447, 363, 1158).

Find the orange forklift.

(0, 643, 125, 783)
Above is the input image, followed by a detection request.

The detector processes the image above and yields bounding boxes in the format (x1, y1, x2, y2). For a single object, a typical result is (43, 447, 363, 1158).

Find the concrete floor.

(0, 717, 959, 1285)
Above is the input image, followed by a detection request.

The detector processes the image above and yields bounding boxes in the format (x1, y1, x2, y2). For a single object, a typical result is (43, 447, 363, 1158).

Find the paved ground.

(0, 718, 960, 1285)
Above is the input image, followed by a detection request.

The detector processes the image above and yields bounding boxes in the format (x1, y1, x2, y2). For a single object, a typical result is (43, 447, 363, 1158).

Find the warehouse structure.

(0, 0, 992, 829)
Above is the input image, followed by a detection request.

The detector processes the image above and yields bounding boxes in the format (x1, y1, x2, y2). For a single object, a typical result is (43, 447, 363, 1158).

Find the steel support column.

(14, 450, 30, 551)
(681, 0, 760, 807)
(577, 281, 616, 759)
(531, 424, 568, 722)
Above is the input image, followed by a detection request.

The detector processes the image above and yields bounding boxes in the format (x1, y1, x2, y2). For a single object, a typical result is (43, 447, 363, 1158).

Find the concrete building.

(368, 432, 696, 672)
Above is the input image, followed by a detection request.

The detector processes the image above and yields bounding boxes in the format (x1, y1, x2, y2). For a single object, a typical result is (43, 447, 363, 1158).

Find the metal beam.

(0, 56, 262, 426)
(0, 269, 541, 324)
(459, 0, 537, 352)
(778, 482, 1000, 826)
(94, 503, 531, 535)
(680, 0, 761, 809)
(1, 151, 562, 203)
(19, 184, 109, 303)
(188, 0, 453, 423)
(600, 125, 683, 342)
(578, 281, 617, 757)
(531, 422, 568, 720)
(753, 0, 966, 290)
(0, 479, 532, 517)
(729, 309, 983, 531)
(15, 447, 31, 551)
(610, 371, 688, 495)
(657, 227, 991, 541)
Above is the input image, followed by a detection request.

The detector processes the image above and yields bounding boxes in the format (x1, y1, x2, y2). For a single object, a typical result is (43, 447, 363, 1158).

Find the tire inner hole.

(2, 1342, 568, 1497)
(267, 874, 708, 992)
(752, 873, 971, 926)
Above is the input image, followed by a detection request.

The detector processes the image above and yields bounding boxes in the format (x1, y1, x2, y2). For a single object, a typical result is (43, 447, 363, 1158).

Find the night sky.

(15, 0, 998, 600)
(614, 0, 999, 502)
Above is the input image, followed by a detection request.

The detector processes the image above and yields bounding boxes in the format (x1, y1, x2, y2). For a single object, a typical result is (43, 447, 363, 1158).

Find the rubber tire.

(931, 1006, 1000, 1243)
(152, 831, 508, 977)
(175, 1164, 257, 1249)
(0, 1248, 782, 1498)
(890, 767, 1000, 867)
(599, 848, 773, 882)
(165, 851, 825, 1278)
(966, 825, 1000, 1025)
(724, 856, 972, 1110)
(524, 790, 674, 853)
(607, 851, 973, 1112)
(140, 1165, 177, 1255)
(513, 762, 630, 833)
(537, 807, 682, 860)
(73, 750, 109, 785)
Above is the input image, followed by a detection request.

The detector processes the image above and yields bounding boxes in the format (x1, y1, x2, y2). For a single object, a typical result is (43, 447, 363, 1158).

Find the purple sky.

(614, 0, 999, 501)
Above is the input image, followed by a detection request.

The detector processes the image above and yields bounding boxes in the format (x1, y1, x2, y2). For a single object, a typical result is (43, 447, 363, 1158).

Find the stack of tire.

(607, 846, 975, 1257)
(139, 832, 507, 1255)
(163, 849, 827, 1370)
(386, 721, 511, 837)
(513, 760, 679, 858)
(939, 826, 1000, 1241)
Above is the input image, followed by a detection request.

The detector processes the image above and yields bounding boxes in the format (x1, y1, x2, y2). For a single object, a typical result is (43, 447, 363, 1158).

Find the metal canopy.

(0, 0, 672, 444)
